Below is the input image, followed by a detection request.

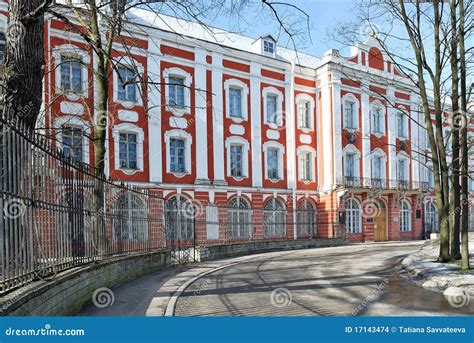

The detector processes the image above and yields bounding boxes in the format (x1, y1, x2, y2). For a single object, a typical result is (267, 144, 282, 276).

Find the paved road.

(80, 241, 474, 316)
(173, 242, 473, 316)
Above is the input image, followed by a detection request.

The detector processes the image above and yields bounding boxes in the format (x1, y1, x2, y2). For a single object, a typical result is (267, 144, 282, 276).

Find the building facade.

(0, 1, 473, 243)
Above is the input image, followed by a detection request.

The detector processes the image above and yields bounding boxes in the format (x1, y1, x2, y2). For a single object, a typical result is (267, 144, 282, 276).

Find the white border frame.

(263, 141, 285, 182)
(342, 93, 360, 131)
(224, 78, 249, 123)
(262, 86, 284, 128)
(163, 67, 192, 116)
(113, 56, 145, 108)
(296, 146, 317, 182)
(296, 93, 315, 132)
(112, 123, 145, 174)
(225, 136, 250, 180)
(164, 129, 193, 177)
(54, 116, 90, 164)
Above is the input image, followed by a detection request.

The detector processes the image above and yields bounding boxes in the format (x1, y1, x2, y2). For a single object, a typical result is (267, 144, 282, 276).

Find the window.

(228, 197, 252, 239)
(344, 101, 356, 129)
(397, 112, 407, 138)
(263, 40, 275, 54)
(345, 153, 355, 178)
(297, 200, 316, 238)
(397, 158, 409, 188)
(230, 145, 243, 178)
(425, 202, 438, 233)
(428, 168, 434, 188)
(170, 138, 186, 173)
(168, 76, 185, 108)
(229, 88, 242, 118)
(62, 126, 83, 162)
(119, 133, 138, 170)
(117, 66, 136, 101)
(299, 101, 311, 129)
(299, 152, 312, 181)
(264, 198, 285, 238)
(371, 107, 384, 134)
(400, 200, 412, 232)
(60, 55, 82, 93)
(470, 205, 474, 231)
(346, 199, 361, 233)
(0, 33, 6, 62)
(113, 193, 147, 242)
(164, 196, 194, 240)
(267, 148, 280, 180)
(372, 156, 382, 179)
(266, 95, 278, 124)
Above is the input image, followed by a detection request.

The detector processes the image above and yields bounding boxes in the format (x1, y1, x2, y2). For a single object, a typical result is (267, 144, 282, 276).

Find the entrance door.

(374, 209, 387, 241)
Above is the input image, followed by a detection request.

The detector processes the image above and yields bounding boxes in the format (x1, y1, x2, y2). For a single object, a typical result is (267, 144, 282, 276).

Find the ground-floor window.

(400, 200, 412, 232)
(345, 199, 361, 233)
(228, 197, 252, 239)
(164, 195, 194, 240)
(113, 193, 148, 242)
(264, 198, 286, 238)
(297, 200, 316, 237)
(424, 202, 438, 233)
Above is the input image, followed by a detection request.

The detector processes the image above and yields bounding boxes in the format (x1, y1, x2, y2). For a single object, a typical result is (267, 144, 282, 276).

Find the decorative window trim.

(342, 93, 359, 131)
(164, 129, 193, 177)
(342, 144, 361, 178)
(54, 116, 90, 163)
(263, 141, 285, 182)
(113, 56, 145, 108)
(370, 100, 385, 137)
(296, 93, 315, 132)
(296, 146, 317, 183)
(371, 148, 387, 180)
(396, 106, 409, 140)
(225, 136, 250, 180)
(396, 152, 410, 181)
(224, 78, 249, 123)
(262, 86, 284, 128)
(163, 67, 192, 116)
(112, 123, 145, 174)
(345, 197, 362, 234)
(52, 44, 90, 101)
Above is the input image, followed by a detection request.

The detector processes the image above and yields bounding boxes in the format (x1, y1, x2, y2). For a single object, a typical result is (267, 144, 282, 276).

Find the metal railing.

(0, 118, 166, 294)
(336, 176, 431, 192)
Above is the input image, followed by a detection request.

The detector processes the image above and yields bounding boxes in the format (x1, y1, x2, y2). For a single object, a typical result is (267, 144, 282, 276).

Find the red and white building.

(0, 1, 473, 243)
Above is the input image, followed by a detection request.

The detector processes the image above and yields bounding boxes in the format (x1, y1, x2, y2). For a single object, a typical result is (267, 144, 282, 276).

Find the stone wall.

(1, 250, 171, 316)
(196, 238, 349, 261)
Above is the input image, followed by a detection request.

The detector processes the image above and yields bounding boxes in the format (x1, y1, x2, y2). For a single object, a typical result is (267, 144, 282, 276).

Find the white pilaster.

(361, 92, 371, 179)
(194, 48, 209, 184)
(331, 70, 343, 186)
(286, 66, 296, 189)
(387, 87, 397, 183)
(211, 52, 226, 185)
(148, 38, 162, 183)
(410, 93, 420, 183)
(250, 62, 262, 187)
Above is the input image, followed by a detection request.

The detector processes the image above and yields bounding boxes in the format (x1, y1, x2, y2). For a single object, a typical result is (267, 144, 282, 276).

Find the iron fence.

(0, 118, 166, 294)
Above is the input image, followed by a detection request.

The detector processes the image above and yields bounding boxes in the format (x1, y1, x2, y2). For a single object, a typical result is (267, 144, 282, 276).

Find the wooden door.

(375, 210, 387, 241)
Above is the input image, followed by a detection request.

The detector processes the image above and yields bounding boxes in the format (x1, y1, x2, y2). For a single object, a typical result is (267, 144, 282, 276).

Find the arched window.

(346, 199, 361, 233)
(297, 200, 316, 237)
(164, 195, 194, 240)
(56, 192, 92, 257)
(228, 197, 252, 239)
(264, 198, 286, 238)
(113, 193, 148, 242)
(425, 202, 438, 233)
(400, 200, 412, 232)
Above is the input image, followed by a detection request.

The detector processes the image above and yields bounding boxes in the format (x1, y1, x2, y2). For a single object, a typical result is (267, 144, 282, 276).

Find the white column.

(331, 70, 343, 186)
(147, 38, 162, 183)
(410, 93, 420, 184)
(319, 68, 335, 190)
(361, 92, 371, 181)
(250, 62, 262, 187)
(387, 87, 397, 185)
(194, 48, 210, 184)
(211, 52, 226, 185)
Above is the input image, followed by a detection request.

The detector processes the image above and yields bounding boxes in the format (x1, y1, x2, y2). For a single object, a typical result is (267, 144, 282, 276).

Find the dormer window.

(263, 40, 275, 55)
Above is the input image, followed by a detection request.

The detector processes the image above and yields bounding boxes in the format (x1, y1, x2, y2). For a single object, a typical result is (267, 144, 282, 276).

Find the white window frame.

(370, 101, 385, 136)
(263, 39, 276, 56)
(52, 44, 90, 101)
(225, 136, 250, 179)
(163, 67, 192, 116)
(112, 123, 144, 174)
(396, 109, 409, 139)
(342, 144, 361, 179)
(346, 198, 362, 234)
(342, 93, 359, 131)
(399, 199, 412, 232)
(54, 116, 90, 163)
(224, 79, 249, 123)
(113, 56, 144, 108)
(296, 93, 315, 131)
(164, 129, 193, 177)
(297, 146, 316, 182)
(262, 87, 284, 128)
(396, 152, 410, 182)
(263, 141, 285, 182)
